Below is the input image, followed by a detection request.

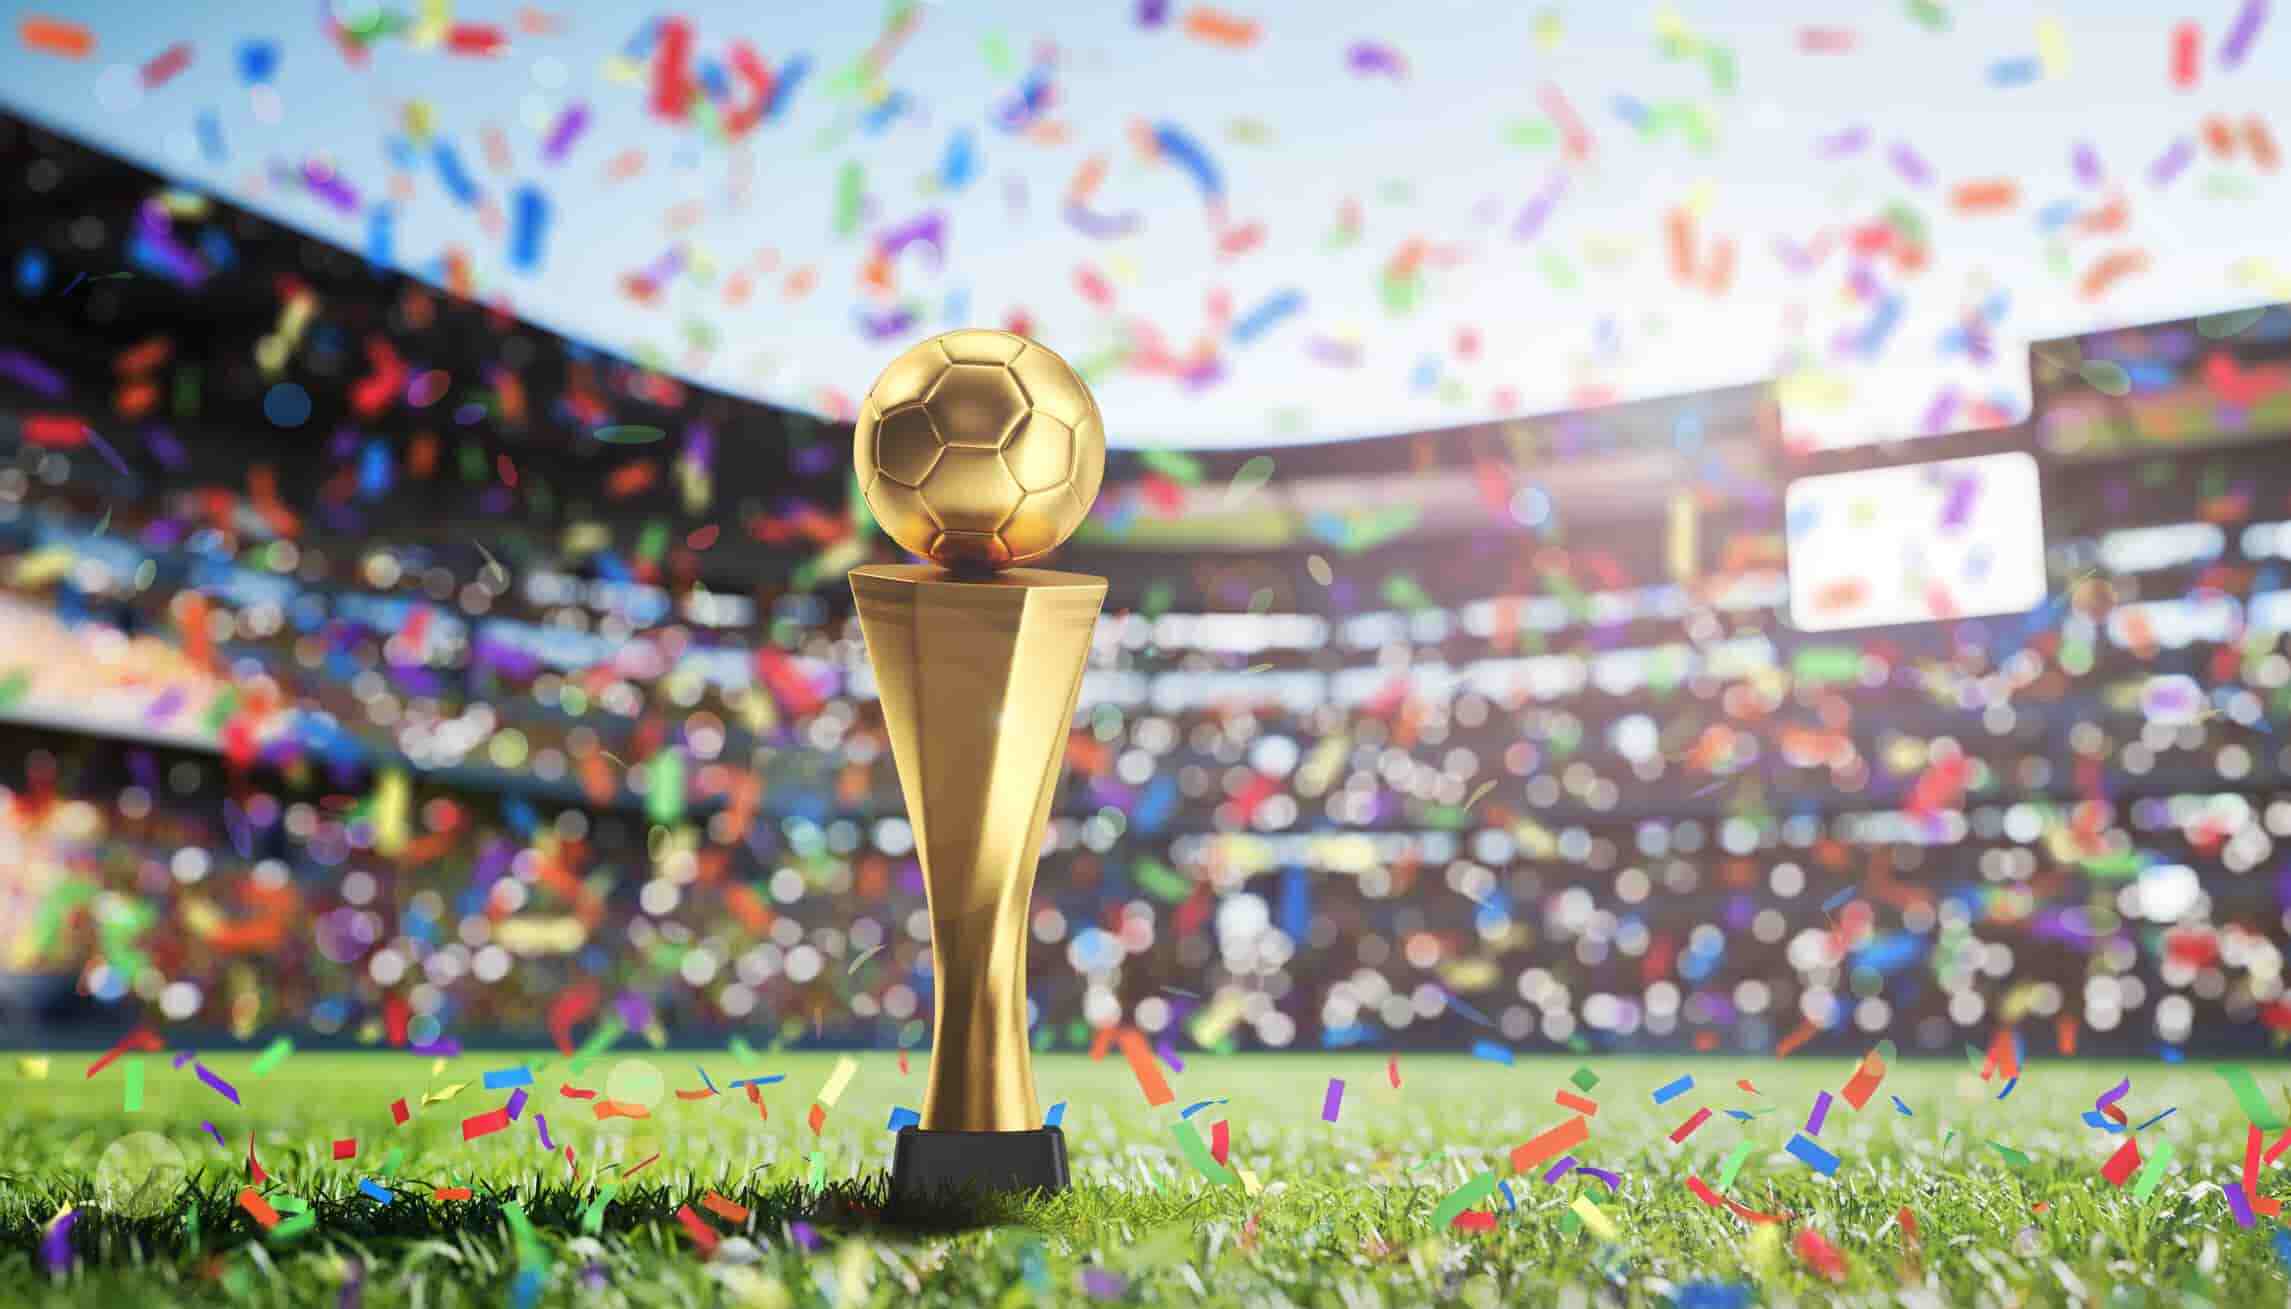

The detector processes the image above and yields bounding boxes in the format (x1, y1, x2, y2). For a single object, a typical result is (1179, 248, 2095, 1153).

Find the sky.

(3, 0, 2287, 450)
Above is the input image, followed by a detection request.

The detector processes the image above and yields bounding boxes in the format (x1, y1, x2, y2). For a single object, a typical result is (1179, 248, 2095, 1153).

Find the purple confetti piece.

(1322, 1078, 1345, 1122)
(536, 1114, 554, 1150)
(2148, 137, 2195, 188)
(1814, 124, 1870, 159)
(1154, 1037, 1184, 1073)
(1938, 472, 1980, 529)
(43, 1209, 78, 1275)
(2221, 0, 2270, 69)
(0, 349, 68, 397)
(2072, 140, 2104, 187)
(172, 1050, 198, 1070)
(145, 687, 187, 725)
(1806, 1091, 1834, 1137)
(195, 1063, 240, 1104)
(542, 102, 590, 164)
(1886, 140, 1932, 187)
(1080, 1269, 1127, 1300)
(1511, 169, 1569, 241)
(2226, 1180, 2258, 1227)
(301, 161, 360, 214)
(1137, 0, 1169, 26)
(858, 307, 918, 342)
(875, 210, 947, 265)
(409, 1037, 461, 1057)
(1576, 1165, 1622, 1191)
(1346, 41, 1407, 77)
(202, 1121, 225, 1146)
(1064, 201, 1140, 240)
(788, 1220, 821, 1251)
(1919, 386, 1962, 433)
(505, 1087, 529, 1121)
(1543, 1155, 1578, 1183)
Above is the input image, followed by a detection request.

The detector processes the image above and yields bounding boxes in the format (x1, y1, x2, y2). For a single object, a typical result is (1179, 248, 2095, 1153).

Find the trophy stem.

(851, 563, 1103, 1203)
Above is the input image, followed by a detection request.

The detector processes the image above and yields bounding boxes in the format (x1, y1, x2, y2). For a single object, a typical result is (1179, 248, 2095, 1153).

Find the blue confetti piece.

(727, 1075, 785, 1088)
(1891, 1096, 1914, 1117)
(1785, 1133, 1840, 1176)
(696, 1066, 717, 1094)
(2275, 1226, 2291, 1271)
(886, 1106, 920, 1132)
(1044, 1101, 1067, 1128)
(1996, 1076, 2018, 1101)
(1498, 1180, 1517, 1211)
(1821, 887, 1855, 914)
(433, 141, 483, 208)
(358, 1180, 394, 1204)
(508, 185, 549, 274)
(1178, 1098, 1228, 1119)
(2134, 1106, 2178, 1132)
(1652, 1075, 1694, 1105)
(482, 1066, 534, 1090)
(1675, 1284, 1755, 1309)
(1723, 1109, 1756, 1121)
(1987, 55, 2043, 86)
(1472, 1041, 1515, 1066)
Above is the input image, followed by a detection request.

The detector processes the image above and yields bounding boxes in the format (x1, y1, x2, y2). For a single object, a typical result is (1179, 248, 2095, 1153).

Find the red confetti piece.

(2245, 1125, 2282, 1218)
(462, 1108, 513, 1140)
(1795, 1229, 1849, 1282)
(675, 1203, 719, 1254)
(236, 1189, 279, 1229)
(702, 1191, 749, 1223)
(1450, 1210, 1497, 1231)
(446, 23, 507, 57)
(1509, 1115, 1588, 1173)
(1210, 1119, 1230, 1165)
(248, 1133, 267, 1184)
(898, 1050, 910, 1075)
(2101, 1138, 2143, 1187)
(435, 1186, 472, 1201)
(1840, 1050, 1887, 1110)
(332, 1138, 356, 1160)
(1798, 27, 1856, 53)
(2170, 20, 2201, 89)
(390, 1098, 410, 1126)
(496, 455, 517, 488)
(807, 1102, 826, 1134)
(140, 42, 193, 89)
(1669, 1108, 1713, 1143)
(22, 414, 88, 447)
(624, 1152, 661, 1178)
(1685, 1175, 1786, 1224)
(559, 1084, 598, 1099)
(1387, 1057, 1401, 1089)
(86, 1027, 163, 1079)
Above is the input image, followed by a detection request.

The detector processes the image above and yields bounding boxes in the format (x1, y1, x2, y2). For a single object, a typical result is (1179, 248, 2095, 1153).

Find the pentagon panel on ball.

(855, 329, 1106, 570)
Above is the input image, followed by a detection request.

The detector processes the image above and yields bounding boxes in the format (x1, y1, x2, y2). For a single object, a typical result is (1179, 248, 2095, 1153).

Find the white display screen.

(1785, 452, 2047, 631)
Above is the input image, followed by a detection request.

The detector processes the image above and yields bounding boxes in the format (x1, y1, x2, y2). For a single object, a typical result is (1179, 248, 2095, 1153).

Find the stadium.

(3, 3, 2291, 1304)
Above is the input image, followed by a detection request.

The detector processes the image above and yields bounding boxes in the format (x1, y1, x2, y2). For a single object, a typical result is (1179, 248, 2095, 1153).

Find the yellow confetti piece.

(2231, 257, 2291, 299)
(1570, 1193, 1619, 1241)
(1236, 1167, 1262, 1196)
(817, 1056, 858, 1109)
(2035, 17, 2069, 78)
(420, 1082, 470, 1106)
(16, 1056, 49, 1079)
(1684, 179, 1718, 220)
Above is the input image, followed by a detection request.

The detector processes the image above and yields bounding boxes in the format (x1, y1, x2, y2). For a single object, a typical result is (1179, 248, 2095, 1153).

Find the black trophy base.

(888, 1126, 1068, 1218)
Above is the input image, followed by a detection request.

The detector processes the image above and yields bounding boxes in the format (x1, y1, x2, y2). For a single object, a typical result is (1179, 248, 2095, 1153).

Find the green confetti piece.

(1569, 1066, 1600, 1093)
(834, 161, 865, 238)
(1134, 858, 1192, 903)
(1430, 1170, 1496, 1227)
(249, 1037, 294, 1076)
(1170, 1120, 1236, 1186)
(805, 1150, 827, 1190)
(1905, 0, 1951, 32)
(269, 1212, 317, 1241)
(581, 1183, 619, 1235)
(271, 1194, 309, 1216)
(1502, 118, 1559, 149)
(2217, 1067, 2285, 1130)
(981, 32, 1016, 77)
(1988, 1141, 2031, 1169)
(1225, 455, 1276, 505)
(1791, 645, 1862, 686)
(1715, 1140, 1755, 1191)
(378, 1148, 403, 1178)
(0, 669, 29, 711)
(594, 425, 666, 445)
(568, 1018, 626, 1076)
(2129, 1140, 2175, 1202)
(123, 1057, 143, 1112)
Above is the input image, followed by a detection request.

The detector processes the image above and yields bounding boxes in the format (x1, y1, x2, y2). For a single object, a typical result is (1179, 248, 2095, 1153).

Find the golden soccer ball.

(854, 329, 1106, 570)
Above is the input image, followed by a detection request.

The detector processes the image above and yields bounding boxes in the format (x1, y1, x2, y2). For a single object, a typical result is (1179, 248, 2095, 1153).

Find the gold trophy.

(848, 330, 1106, 1208)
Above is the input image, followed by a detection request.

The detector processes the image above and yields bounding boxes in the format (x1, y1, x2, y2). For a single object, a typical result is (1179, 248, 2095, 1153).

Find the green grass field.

(0, 1050, 2279, 1305)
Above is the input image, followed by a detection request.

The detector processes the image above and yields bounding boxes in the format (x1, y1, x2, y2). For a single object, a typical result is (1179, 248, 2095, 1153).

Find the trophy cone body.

(850, 564, 1105, 1132)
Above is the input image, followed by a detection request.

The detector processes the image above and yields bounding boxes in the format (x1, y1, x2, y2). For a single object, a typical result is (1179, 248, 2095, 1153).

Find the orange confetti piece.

(593, 1099, 651, 1121)
(807, 1102, 826, 1133)
(1116, 1028, 1175, 1107)
(435, 1186, 472, 1201)
(18, 15, 94, 58)
(1182, 7, 1261, 48)
(702, 1191, 750, 1223)
(237, 1188, 280, 1229)
(1508, 1114, 1588, 1173)
(1948, 179, 2019, 214)
(1774, 1020, 1818, 1058)
(1686, 1175, 1786, 1224)
(624, 1151, 662, 1178)
(1554, 1090, 1600, 1117)
(2078, 248, 2150, 300)
(1839, 1050, 1887, 1110)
